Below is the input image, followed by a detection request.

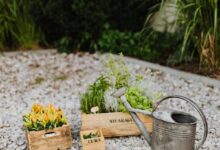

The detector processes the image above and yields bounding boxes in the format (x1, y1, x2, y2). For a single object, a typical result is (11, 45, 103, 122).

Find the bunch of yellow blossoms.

(23, 103, 67, 131)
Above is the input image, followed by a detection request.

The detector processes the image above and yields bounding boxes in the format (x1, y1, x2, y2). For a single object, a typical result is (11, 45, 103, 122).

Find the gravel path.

(0, 50, 219, 150)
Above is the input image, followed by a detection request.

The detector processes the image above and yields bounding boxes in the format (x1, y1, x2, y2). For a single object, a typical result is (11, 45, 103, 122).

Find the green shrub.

(92, 24, 160, 61)
(177, 0, 220, 72)
(29, 0, 158, 51)
(147, 0, 220, 71)
(143, 29, 184, 64)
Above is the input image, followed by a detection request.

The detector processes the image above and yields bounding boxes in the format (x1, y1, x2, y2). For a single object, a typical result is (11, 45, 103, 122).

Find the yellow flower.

(32, 103, 44, 113)
(42, 113, 50, 124)
(30, 113, 38, 123)
(24, 103, 67, 130)
(46, 104, 56, 114)
(55, 112, 62, 122)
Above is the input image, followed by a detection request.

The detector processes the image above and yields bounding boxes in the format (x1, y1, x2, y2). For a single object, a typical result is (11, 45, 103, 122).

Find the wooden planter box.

(26, 124, 72, 150)
(80, 129, 105, 150)
(81, 112, 152, 137)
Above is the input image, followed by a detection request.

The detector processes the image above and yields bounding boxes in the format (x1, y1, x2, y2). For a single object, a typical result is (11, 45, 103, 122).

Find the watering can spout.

(112, 88, 152, 145)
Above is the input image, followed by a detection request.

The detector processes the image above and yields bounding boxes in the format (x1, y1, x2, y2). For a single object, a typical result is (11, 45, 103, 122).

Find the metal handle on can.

(153, 95, 208, 150)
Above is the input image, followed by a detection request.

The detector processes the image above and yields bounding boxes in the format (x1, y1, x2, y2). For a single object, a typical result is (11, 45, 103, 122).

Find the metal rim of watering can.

(153, 95, 208, 150)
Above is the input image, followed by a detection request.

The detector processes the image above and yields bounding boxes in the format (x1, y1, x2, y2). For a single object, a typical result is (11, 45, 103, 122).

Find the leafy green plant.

(81, 55, 156, 114)
(92, 24, 159, 61)
(0, 0, 42, 49)
(147, 0, 220, 72)
(80, 75, 110, 114)
(0, 0, 17, 48)
(176, 0, 220, 72)
(125, 87, 152, 111)
(14, 13, 42, 49)
(104, 54, 131, 89)
(83, 131, 100, 139)
(23, 103, 67, 131)
(80, 55, 136, 114)
(29, 0, 156, 52)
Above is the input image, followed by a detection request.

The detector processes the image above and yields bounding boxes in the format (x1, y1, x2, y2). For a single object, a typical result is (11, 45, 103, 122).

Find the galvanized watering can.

(113, 88, 208, 150)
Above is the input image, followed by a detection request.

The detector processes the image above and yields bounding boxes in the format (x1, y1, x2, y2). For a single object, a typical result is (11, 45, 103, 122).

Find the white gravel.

(0, 50, 219, 150)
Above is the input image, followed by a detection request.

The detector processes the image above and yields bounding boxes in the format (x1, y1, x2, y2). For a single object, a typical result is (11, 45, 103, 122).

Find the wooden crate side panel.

(27, 125, 72, 150)
(80, 129, 105, 150)
(82, 142, 105, 150)
(81, 112, 152, 137)
(29, 136, 72, 150)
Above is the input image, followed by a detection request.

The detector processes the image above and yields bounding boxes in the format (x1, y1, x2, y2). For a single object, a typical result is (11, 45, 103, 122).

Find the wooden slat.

(81, 112, 152, 137)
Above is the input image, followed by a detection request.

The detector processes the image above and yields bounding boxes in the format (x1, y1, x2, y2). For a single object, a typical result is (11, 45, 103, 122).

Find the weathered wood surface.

(81, 112, 152, 137)
(26, 125, 72, 150)
(80, 129, 105, 150)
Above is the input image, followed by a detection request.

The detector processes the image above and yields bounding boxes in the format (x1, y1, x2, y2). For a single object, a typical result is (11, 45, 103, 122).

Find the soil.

(152, 53, 220, 80)
(168, 63, 220, 80)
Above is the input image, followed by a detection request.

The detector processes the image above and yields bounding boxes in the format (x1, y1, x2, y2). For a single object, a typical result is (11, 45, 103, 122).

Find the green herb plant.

(104, 54, 131, 89)
(83, 131, 100, 139)
(80, 75, 110, 114)
(80, 54, 158, 114)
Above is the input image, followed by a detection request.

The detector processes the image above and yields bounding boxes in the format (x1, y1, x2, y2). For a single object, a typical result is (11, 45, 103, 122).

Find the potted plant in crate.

(23, 103, 72, 150)
(80, 54, 163, 137)
(80, 129, 105, 150)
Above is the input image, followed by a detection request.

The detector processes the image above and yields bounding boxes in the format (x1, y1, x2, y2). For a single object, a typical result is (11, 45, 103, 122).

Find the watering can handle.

(153, 95, 208, 150)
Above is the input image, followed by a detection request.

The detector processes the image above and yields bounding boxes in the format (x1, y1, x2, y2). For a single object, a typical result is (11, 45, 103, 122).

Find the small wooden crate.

(80, 129, 105, 150)
(81, 112, 152, 137)
(26, 124, 72, 150)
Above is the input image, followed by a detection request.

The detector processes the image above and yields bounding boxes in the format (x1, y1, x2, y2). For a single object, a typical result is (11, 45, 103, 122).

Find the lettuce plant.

(126, 87, 153, 111)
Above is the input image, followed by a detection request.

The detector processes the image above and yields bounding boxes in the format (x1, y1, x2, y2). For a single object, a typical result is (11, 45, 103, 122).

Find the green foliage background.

(0, 0, 42, 50)
(1, 0, 219, 71)
(0, 0, 179, 62)
(29, 0, 157, 50)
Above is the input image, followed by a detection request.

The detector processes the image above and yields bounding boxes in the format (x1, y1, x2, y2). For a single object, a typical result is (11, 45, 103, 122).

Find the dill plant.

(104, 54, 131, 89)
(80, 75, 110, 114)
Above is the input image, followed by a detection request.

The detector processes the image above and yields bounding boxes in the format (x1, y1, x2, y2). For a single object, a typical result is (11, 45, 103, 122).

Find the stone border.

(2, 49, 220, 87)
